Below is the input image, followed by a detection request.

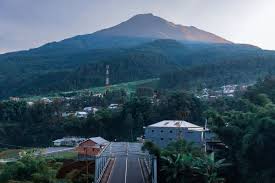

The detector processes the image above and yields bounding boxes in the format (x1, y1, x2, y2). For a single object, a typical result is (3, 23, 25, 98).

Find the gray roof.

(89, 137, 109, 145)
(53, 137, 85, 143)
(148, 120, 208, 131)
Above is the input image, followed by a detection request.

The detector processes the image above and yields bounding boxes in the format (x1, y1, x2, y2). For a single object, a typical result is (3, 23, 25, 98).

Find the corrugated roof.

(148, 120, 206, 130)
(89, 137, 109, 145)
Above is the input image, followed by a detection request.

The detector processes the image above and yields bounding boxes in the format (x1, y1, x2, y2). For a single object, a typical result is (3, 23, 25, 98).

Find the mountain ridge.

(93, 13, 231, 44)
(0, 14, 273, 98)
(0, 13, 233, 56)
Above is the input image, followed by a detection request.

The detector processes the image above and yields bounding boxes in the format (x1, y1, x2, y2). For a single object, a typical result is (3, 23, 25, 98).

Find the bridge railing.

(143, 154, 157, 183)
(95, 155, 110, 183)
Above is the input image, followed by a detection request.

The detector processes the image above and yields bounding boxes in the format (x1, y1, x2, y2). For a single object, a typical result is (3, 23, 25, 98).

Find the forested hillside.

(0, 39, 275, 98)
(159, 51, 275, 89)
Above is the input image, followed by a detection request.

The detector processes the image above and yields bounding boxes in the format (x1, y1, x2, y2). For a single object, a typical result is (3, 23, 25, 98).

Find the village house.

(27, 101, 34, 106)
(61, 112, 75, 118)
(108, 104, 119, 110)
(75, 137, 109, 159)
(93, 93, 103, 98)
(144, 120, 215, 148)
(9, 97, 20, 102)
(74, 111, 88, 118)
(53, 137, 85, 147)
(40, 97, 53, 104)
(83, 107, 99, 114)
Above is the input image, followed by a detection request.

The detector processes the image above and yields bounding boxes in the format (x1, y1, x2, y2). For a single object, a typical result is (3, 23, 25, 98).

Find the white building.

(83, 107, 99, 114)
(9, 97, 20, 102)
(27, 101, 34, 106)
(53, 137, 85, 147)
(40, 97, 53, 104)
(62, 112, 75, 118)
(108, 104, 119, 109)
(144, 120, 214, 148)
(75, 111, 88, 118)
(93, 93, 103, 98)
(222, 85, 238, 95)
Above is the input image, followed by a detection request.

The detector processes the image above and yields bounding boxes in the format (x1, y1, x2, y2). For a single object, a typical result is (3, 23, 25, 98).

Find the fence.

(143, 154, 157, 183)
(95, 155, 110, 183)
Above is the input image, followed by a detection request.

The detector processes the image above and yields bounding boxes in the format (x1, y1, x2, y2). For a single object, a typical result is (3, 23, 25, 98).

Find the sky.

(0, 0, 275, 53)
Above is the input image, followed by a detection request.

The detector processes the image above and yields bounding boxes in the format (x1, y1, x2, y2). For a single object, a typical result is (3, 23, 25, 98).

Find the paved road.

(106, 142, 146, 183)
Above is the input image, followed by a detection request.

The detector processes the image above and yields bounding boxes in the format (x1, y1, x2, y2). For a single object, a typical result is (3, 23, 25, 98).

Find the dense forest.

(159, 54, 275, 89)
(0, 90, 203, 146)
(204, 76, 275, 182)
(1, 39, 275, 98)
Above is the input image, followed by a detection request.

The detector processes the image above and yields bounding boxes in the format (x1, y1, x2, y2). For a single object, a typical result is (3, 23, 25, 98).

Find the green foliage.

(136, 87, 154, 97)
(0, 91, 204, 146)
(142, 141, 161, 157)
(163, 140, 202, 157)
(159, 54, 275, 91)
(205, 76, 275, 183)
(1, 39, 275, 99)
(158, 140, 228, 183)
(0, 155, 59, 183)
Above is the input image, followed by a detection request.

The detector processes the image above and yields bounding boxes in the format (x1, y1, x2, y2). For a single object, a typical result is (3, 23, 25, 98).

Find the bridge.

(94, 142, 157, 183)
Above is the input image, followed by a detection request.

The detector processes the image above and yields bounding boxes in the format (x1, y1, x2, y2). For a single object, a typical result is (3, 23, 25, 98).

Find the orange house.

(76, 137, 109, 157)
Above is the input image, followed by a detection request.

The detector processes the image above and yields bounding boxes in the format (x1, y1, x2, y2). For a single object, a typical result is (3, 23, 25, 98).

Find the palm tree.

(160, 153, 201, 183)
(142, 141, 161, 157)
(195, 152, 230, 183)
(164, 140, 201, 156)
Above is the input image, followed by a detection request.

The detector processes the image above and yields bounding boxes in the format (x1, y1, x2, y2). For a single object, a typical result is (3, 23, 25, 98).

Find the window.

(161, 138, 164, 141)
(169, 138, 172, 141)
(151, 130, 154, 132)
(170, 130, 173, 133)
(160, 130, 163, 133)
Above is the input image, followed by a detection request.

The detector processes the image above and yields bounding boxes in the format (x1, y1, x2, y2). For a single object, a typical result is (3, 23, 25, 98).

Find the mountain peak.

(94, 13, 231, 44)
(131, 13, 154, 18)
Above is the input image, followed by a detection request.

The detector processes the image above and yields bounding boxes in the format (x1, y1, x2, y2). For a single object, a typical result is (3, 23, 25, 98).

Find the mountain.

(0, 14, 274, 99)
(0, 39, 273, 98)
(4, 13, 231, 55)
(93, 13, 231, 44)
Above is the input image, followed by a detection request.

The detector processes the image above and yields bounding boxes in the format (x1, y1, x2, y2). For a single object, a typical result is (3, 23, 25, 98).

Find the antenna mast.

(105, 65, 110, 92)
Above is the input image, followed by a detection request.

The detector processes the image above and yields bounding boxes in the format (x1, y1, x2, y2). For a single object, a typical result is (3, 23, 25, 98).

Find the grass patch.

(0, 148, 41, 159)
(21, 78, 159, 101)
(44, 150, 77, 160)
(0, 149, 22, 159)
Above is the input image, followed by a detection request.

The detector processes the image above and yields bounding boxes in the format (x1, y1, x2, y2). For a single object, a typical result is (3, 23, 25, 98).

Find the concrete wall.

(145, 127, 204, 148)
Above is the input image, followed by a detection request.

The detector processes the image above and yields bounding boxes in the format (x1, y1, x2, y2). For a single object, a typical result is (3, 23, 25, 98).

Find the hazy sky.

(1, 0, 275, 53)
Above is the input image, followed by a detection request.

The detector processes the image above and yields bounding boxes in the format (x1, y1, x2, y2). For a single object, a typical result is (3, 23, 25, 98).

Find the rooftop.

(89, 137, 109, 145)
(53, 137, 85, 142)
(75, 111, 88, 115)
(148, 120, 206, 130)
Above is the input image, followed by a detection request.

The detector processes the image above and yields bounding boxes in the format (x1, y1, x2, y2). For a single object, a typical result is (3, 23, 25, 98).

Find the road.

(105, 142, 146, 183)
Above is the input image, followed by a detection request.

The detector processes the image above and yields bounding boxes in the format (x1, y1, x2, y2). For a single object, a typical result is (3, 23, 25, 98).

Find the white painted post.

(152, 156, 157, 183)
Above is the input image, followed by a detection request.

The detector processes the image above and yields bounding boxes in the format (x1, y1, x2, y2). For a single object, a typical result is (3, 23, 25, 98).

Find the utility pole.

(177, 111, 189, 140)
(203, 118, 208, 153)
